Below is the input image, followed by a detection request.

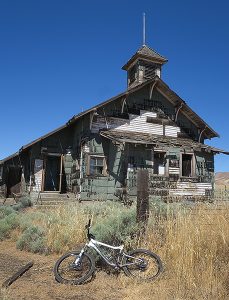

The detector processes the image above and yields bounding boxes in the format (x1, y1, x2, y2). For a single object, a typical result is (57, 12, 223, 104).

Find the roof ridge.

(137, 44, 167, 60)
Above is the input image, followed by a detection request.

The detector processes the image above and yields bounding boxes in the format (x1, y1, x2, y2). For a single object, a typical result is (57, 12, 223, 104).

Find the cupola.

(122, 45, 168, 89)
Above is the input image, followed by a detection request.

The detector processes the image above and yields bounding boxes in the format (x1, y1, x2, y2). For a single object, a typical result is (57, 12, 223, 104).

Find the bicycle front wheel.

(54, 251, 95, 285)
(122, 249, 163, 281)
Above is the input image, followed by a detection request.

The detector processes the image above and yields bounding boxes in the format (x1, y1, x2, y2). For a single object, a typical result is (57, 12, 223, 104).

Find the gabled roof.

(155, 78, 219, 139)
(0, 76, 222, 164)
(122, 45, 168, 70)
(68, 76, 219, 139)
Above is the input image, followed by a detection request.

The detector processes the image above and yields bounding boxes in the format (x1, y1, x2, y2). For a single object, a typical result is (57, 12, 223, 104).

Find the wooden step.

(35, 199, 78, 209)
(37, 192, 70, 199)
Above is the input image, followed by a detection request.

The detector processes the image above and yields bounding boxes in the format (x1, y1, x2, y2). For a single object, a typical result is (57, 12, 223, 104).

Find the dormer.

(122, 45, 168, 89)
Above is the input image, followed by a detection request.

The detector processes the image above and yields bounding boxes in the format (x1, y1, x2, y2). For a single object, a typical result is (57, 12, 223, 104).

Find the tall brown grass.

(7, 200, 229, 299)
(130, 202, 229, 299)
(37, 201, 229, 299)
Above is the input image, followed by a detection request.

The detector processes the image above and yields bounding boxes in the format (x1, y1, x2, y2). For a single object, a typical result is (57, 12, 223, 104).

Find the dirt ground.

(0, 240, 145, 300)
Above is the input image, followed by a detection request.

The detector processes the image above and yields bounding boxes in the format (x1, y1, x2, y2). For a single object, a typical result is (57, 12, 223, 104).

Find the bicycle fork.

(74, 247, 87, 266)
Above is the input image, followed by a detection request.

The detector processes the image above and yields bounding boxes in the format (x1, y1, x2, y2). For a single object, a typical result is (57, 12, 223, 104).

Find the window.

(128, 66, 136, 84)
(88, 156, 107, 176)
(169, 159, 180, 168)
(181, 154, 194, 177)
(154, 152, 166, 175)
(205, 160, 214, 172)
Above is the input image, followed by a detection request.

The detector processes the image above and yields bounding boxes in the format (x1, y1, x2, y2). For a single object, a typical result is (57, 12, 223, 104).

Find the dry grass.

(37, 201, 229, 299)
(44, 205, 87, 253)
(3, 200, 229, 299)
(130, 202, 229, 299)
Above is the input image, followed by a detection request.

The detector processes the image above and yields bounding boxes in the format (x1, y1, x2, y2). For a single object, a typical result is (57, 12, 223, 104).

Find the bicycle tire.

(54, 251, 95, 285)
(122, 248, 163, 281)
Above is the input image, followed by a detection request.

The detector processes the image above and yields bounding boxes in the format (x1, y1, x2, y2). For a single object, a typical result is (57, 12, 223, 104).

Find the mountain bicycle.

(54, 219, 163, 285)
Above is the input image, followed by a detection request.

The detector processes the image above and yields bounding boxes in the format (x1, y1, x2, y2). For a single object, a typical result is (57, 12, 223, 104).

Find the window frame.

(87, 155, 107, 177)
(153, 150, 168, 176)
(180, 152, 196, 178)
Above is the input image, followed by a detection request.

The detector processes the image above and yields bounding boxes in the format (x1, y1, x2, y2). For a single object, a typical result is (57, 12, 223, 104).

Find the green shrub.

(0, 206, 15, 219)
(0, 220, 11, 240)
(92, 206, 138, 245)
(149, 197, 189, 220)
(0, 212, 20, 240)
(16, 225, 46, 254)
(4, 213, 20, 228)
(13, 195, 32, 211)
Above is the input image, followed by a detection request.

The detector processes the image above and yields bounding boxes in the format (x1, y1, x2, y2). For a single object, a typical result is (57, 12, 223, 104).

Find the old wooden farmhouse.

(1, 44, 228, 201)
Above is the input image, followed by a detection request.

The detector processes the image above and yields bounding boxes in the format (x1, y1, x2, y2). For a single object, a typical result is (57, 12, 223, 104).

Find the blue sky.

(0, 0, 228, 171)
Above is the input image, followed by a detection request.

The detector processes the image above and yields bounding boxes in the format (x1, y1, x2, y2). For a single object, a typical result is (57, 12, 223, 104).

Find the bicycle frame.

(75, 238, 143, 269)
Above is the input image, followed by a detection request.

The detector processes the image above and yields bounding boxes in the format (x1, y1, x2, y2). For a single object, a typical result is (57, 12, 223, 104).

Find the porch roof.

(100, 130, 229, 155)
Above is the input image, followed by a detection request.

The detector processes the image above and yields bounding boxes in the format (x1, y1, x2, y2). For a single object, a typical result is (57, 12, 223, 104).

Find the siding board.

(92, 111, 180, 137)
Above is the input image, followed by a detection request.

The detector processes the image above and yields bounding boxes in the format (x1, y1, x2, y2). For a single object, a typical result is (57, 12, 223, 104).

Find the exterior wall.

(91, 111, 180, 137)
(0, 84, 216, 201)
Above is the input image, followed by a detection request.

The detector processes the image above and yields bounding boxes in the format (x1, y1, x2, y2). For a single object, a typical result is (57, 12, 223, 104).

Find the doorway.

(6, 166, 22, 197)
(43, 155, 62, 191)
(182, 154, 193, 177)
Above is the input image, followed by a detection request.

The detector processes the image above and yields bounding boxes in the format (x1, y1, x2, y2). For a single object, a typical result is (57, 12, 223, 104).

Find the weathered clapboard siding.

(169, 182, 212, 196)
(165, 125, 180, 137)
(140, 110, 157, 118)
(33, 159, 43, 192)
(92, 110, 180, 137)
(169, 167, 180, 174)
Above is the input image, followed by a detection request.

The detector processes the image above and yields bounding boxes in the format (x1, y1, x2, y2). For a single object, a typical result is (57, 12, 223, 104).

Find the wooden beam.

(2, 261, 33, 288)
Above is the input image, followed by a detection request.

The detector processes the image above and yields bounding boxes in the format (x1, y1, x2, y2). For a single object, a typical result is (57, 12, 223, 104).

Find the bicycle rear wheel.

(122, 249, 163, 281)
(54, 251, 95, 285)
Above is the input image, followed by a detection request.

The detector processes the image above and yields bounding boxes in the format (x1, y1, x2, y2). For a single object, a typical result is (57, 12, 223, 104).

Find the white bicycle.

(54, 219, 163, 285)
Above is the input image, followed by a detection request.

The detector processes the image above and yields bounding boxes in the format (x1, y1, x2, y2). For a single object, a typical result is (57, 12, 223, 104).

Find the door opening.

(7, 166, 22, 197)
(182, 154, 193, 177)
(44, 155, 62, 191)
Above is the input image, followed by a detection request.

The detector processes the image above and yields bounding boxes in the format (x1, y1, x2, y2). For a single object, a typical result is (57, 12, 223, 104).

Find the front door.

(43, 155, 62, 191)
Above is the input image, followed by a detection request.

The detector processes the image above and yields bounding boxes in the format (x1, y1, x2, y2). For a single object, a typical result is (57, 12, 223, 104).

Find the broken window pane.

(89, 156, 105, 176)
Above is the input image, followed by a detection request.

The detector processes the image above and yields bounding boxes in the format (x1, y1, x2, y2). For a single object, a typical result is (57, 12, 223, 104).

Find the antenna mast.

(143, 12, 146, 46)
